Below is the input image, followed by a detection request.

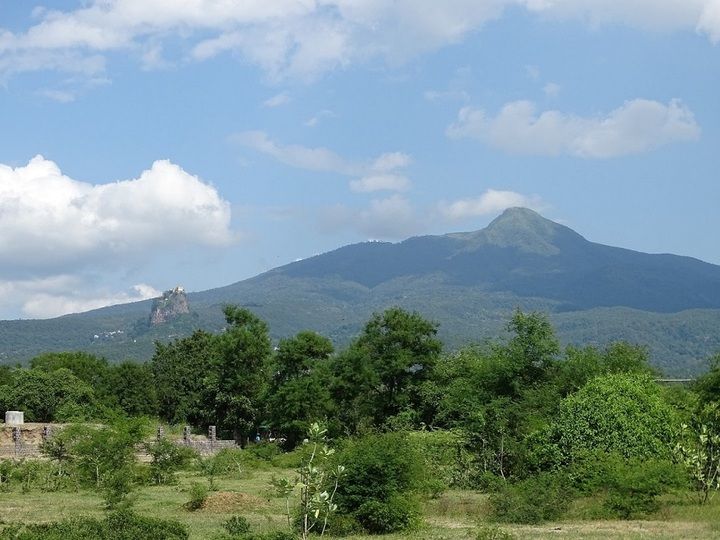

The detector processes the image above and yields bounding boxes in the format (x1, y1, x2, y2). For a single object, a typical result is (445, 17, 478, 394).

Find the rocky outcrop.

(150, 286, 190, 325)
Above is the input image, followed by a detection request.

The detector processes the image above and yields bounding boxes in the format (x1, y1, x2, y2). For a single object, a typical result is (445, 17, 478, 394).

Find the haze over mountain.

(2, 208, 719, 376)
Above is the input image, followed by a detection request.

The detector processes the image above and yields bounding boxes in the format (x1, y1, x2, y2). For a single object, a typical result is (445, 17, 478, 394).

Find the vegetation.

(2, 305, 720, 538)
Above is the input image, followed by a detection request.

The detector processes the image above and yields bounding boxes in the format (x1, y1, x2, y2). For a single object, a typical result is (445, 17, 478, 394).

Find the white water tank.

(4, 411, 24, 425)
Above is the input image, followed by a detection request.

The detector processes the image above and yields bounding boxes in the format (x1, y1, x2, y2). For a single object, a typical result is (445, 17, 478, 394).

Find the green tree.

(0, 368, 96, 422)
(30, 351, 109, 388)
(214, 305, 272, 443)
(541, 373, 677, 466)
(267, 331, 335, 447)
(151, 330, 218, 425)
(104, 361, 158, 417)
(333, 307, 441, 431)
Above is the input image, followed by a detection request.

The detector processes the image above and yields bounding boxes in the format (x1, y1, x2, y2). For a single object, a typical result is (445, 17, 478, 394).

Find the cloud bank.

(3, 1, 720, 80)
(0, 155, 234, 317)
(447, 99, 700, 157)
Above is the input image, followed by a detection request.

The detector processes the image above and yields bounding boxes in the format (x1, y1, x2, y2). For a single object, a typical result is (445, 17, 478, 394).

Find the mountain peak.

(459, 207, 584, 255)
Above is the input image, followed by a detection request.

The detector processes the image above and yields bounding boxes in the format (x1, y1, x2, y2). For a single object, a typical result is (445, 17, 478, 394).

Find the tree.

(332, 307, 441, 431)
(0, 368, 96, 422)
(543, 373, 677, 465)
(30, 351, 109, 388)
(694, 353, 720, 406)
(214, 305, 272, 443)
(104, 361, 159, 417)
(151, 330, 218, 426)
(267, 331, 335, 447)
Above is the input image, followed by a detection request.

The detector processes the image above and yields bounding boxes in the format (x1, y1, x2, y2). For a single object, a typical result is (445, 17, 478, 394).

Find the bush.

(354, 495, 421, 534)
(476, 524, 516, 540)
(335, 432, 424, 510)
(146, 438, 196, 485)
(185, 482, 208, 511)
(490, 472, 574, 524)
(0, 510, 188, 540)
(223, 515, 251, 536)
(333, 432, 425, 533)
(603, 458, 686, 519)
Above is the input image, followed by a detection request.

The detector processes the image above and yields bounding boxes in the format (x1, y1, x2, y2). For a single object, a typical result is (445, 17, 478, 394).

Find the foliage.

(145, 437, 196, 485)
(332, 307, 441, 432)
(272, 423, 344, 539)
(354, 495, 421, 534)
(266, 331, 335, 448)
(223, 515, 251, 536)
(0, 510, 188, 540)
(675, 403, 720, 504)
(489, 472, 573, 524)
(150, 330, 218, 425)
(476, 524, 516, 540)
(542, 373, 678, 466)
(185, 482, 208, 511)
(214, 305, 273, 442)
(0, 368, 96, 422)
(333, 431, 424, 533)
(104, 361, 159, 417)
(603, 458, 686, 519)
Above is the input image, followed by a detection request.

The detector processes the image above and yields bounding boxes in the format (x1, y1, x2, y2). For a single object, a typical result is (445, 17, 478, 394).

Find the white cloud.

(36, 89, 76, 102)
(438, 190, 544, 220)
(320, 195, 422, 239)
(263, 92, 291, 108)
(543, 82, 560, 98)
(232, 131, 412, 191)
(2, 1, 719, 81)
(21, 283, 161, 319)
(350, 174, 411, 193)
(0, 155, 234, 278)
(447, 98, 700, 158)
(232, 131, 361, 175)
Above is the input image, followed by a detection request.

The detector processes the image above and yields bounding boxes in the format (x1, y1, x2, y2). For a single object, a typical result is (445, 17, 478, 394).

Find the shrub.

(335, 432, 423, 510)
(185, 482, 208, 511)
(223, 516, 251, 536)
(354, 495, 421, 534)
(333, 432, 425, 533)
(0, 510, 188, 540)
(476, 524, 516, 540)
(603, 458, 686, 519)
(490, 472, 573, 524)
(146, 438, 196, 485)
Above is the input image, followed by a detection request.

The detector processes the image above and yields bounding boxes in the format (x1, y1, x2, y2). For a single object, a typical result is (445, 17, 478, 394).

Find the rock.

(150, 286, 190, 325)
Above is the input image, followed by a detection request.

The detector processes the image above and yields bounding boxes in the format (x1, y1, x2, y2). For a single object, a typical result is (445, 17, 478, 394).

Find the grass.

(1, 468, 720, 539)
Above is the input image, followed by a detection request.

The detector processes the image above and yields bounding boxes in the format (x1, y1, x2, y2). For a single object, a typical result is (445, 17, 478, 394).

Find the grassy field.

(1, 465, 720, 539)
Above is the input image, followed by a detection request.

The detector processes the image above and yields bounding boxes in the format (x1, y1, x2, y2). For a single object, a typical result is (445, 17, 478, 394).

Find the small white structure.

(4, 411, 24, 425)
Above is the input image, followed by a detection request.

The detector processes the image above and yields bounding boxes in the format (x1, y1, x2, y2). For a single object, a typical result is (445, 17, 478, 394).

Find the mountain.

(2, 208, 720, 376)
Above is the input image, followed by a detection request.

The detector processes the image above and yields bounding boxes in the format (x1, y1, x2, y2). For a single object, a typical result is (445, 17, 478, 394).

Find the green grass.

(1, 469, 720, 539)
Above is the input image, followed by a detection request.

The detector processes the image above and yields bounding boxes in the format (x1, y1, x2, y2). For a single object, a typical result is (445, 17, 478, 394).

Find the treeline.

(2, 305, 720, 531)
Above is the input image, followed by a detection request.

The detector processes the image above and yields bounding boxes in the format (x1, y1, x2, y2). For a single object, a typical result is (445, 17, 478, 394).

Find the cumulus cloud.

(447, 98, 700, 158)
(233, 131, 412, 192)
(0, 155, 234, 278)
(6, 0, 717, 82)
(20, 282, 161, 319)
(438, 190, 544, 220)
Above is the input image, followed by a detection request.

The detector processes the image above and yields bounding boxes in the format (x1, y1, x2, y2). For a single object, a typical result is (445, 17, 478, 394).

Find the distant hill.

(2, 207, 719, 376)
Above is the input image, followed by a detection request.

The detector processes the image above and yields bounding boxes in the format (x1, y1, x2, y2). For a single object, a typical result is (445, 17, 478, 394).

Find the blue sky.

(0, 0, 718, 319)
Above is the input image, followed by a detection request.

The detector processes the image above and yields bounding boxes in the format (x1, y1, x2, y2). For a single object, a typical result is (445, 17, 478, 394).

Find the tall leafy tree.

(267, 331, 335, 447)
(104, 361, 159, 417)
(333, 307, 441, 431)
(151, 330, 218, 425)
(214, 305, 272, 443)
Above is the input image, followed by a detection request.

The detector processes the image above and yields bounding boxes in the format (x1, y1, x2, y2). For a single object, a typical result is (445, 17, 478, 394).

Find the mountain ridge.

(1, 207, 719, 376)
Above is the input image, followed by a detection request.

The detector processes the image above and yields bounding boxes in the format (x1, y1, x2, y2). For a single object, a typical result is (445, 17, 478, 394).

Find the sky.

(0, 0, 719, 320)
